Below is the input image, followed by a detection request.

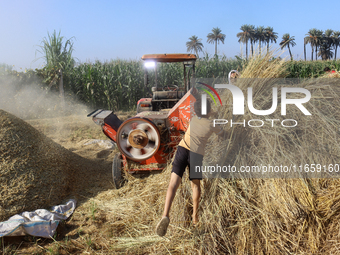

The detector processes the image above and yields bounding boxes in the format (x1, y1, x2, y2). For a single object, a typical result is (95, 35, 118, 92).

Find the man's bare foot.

(193, 215, 199, 225)
(156, 216, 170, 236)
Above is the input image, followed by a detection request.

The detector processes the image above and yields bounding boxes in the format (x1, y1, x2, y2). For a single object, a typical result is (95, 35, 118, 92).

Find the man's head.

(228, 70, 240, 84)
(324, 67, 331, 72)
(194, 98, 211, 118)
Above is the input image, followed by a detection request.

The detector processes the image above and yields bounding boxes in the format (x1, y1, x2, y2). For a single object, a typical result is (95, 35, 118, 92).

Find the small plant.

(85, 235, 92, 248)
(47, 246, 59, 255)
(77, 228, 83, 236)
(90, 200, 97, 220)
(2, 244, 18, 255)
(64, 235, 69, 245)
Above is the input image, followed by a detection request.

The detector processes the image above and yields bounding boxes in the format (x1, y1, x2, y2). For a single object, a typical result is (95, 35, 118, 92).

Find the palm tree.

(324, 29, 334, 48)
(255, 26, 266, 54)
(237, 24, 254, 60)
(318, 30, 334, 60)
(305, 28, 318, 61)
(304, 37, 307, 61)
(332, 31, 340, 60)
(207, 27, 226, 56)
(186, 35, 204, 57)
(249, 25, 256, 57)
(318, 42, 334, 60)
(279, 33, 296, 60)
(264, 26, 278, 53)
(314, 29, 323, 60)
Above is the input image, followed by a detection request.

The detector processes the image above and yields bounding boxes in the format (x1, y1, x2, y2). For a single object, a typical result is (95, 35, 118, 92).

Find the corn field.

(65, 55, 243, 110)
(2, 57, 340, 112)
(286, 59, 340, 78)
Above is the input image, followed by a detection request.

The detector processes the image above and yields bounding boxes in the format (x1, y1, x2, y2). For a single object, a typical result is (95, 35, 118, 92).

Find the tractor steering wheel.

(163, 85, 178, 91)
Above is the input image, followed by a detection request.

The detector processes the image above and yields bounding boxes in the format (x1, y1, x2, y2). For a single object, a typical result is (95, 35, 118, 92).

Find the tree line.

(187, 26, 340, 61)
(304, 28, 340, 61)
(3, 29, 340, 114)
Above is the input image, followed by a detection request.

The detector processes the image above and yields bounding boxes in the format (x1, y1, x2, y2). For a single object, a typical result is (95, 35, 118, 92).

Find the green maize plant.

(66, 55, 243, 111)
(286, 60, 340, 78)
(68, 60, 146, 110)
(196, 53, 242, 78)
(16, 54, 340, 112)
(5, 56, 340, 112)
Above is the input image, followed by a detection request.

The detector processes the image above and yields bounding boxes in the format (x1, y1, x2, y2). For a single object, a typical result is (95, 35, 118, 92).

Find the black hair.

(324, 67, 331, 72)
(194, 98, 211, 118)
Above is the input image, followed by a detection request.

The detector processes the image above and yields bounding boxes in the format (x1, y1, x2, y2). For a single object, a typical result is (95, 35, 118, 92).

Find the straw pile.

(0, 110, 107, 222)
(96, 52, 340, 254)
(3, 51, 340, 254)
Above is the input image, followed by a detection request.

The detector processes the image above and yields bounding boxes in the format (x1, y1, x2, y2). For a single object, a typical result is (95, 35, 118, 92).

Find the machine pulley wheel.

(116, 117, 161, 161)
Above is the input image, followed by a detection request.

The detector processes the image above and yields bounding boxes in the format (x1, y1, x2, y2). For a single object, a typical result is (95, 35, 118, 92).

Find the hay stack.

(200, 53, 340, 253)
(0, 109, 103, 221)
(101, 52, 340, 254)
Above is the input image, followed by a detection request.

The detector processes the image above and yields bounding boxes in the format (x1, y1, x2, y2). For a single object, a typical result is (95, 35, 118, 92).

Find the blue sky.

(1, 0, 340, 70)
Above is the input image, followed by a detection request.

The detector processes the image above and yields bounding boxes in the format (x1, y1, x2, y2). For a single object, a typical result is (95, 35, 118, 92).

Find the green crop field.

(1, 56, 340, 112)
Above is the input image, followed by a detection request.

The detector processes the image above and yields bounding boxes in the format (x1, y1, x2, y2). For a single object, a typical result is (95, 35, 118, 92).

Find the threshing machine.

(88, 54, 197, 187)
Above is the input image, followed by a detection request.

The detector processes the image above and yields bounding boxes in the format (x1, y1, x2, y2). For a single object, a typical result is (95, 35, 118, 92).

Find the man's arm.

(190, 87, 200, 100)
(216, 129, 227, 138)
(212, 123, 227, 138)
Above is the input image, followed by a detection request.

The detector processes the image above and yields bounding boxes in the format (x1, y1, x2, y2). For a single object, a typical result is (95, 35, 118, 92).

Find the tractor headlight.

(144, 61, 155, 68)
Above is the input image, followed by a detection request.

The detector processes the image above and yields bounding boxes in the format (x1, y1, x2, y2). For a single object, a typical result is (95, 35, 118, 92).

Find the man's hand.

(191, 87, 200, 100)
(191, 87, 198, 95)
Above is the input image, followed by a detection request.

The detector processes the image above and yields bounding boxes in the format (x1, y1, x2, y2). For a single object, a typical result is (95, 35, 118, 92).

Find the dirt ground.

(1, 111, 138, 254)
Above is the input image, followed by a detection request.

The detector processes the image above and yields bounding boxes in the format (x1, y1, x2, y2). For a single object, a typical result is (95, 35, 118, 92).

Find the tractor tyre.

(112, 153, 122, 188)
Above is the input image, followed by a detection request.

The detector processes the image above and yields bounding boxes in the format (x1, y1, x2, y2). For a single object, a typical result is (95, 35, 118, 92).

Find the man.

(156, 97, 224, 237)
(228, 70, 240, 84)
(324, 67, 336, 75)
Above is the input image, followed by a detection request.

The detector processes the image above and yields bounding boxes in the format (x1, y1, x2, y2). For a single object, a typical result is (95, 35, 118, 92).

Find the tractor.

(87, 54, 197, 187)
(136, 53, 196, 112)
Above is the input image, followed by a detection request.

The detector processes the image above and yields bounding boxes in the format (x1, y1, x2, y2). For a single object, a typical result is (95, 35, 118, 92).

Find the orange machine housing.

(96, 89, 196, 172)
(89, 53, 197, 173)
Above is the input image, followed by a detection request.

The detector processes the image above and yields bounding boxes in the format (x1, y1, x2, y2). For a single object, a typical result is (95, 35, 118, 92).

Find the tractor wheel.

(112, 153, 122, 188)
